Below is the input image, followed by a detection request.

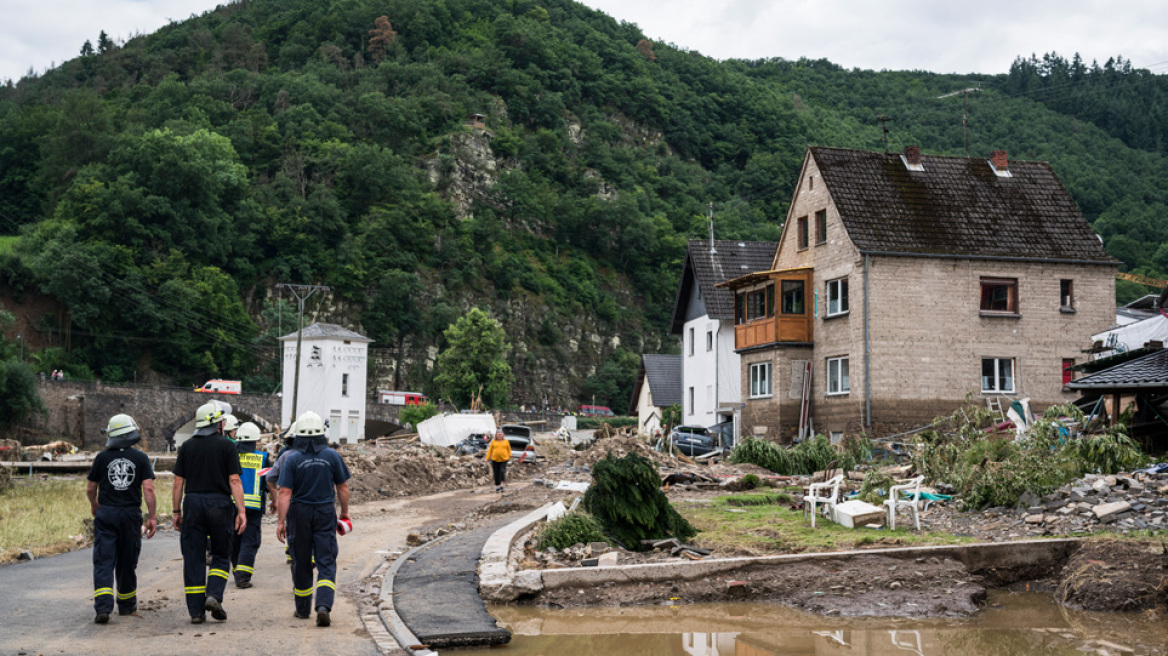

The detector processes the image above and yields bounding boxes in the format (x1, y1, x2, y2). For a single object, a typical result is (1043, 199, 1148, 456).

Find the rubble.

(341, 441, 504, 503)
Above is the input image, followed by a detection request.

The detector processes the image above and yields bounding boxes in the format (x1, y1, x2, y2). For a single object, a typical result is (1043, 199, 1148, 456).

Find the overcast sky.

(4, 0, 1167, 83)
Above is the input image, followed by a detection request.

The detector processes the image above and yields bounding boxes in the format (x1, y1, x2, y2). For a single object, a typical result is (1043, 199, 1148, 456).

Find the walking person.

(86, 414, 157, 624)
(173, 401, 246, 624)
(230, 422, 268, 588)
(276, 412, 351, 627)
(485, 430, 511, 493)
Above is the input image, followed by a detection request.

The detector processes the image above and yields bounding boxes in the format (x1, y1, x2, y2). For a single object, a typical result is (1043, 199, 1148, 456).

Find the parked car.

(578, 404, 614, 417)
(663, 425, 718, 458)
(453, 425, 536, 461)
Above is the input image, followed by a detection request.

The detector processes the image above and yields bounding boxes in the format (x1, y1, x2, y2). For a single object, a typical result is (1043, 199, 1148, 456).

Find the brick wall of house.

(739, 345, 813, 444)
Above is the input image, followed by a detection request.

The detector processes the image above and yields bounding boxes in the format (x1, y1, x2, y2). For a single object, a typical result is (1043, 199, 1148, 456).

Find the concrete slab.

(832, 500, 885, 528)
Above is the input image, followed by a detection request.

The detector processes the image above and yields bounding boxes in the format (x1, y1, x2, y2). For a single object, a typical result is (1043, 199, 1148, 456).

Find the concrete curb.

(478, 502, 555, 602)
(536, 538, 1083, 592)
(376, 534, 453, 656)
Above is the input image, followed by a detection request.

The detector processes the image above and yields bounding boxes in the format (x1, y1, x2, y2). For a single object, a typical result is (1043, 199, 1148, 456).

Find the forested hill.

(1, 0, 1166, 412)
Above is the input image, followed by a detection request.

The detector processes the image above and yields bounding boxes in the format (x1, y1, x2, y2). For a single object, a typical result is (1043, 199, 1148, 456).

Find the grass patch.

(0, 235, 18, 254)
(0, 476, 173, 563)
(677, 490, 973, 557)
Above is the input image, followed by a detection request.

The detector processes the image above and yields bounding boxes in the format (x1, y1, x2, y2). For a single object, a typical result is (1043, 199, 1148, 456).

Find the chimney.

(991, 149, 1008, 171)
(903, 145, 921, 166)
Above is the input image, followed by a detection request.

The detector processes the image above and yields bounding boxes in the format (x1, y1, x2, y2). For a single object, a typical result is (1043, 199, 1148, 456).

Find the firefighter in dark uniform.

(173, 400, 246, 624)
(231, 421, 268, 588)
(266, 427, 298, 565)
(86, 414, 157, 624)
(276, 411, 351, 627)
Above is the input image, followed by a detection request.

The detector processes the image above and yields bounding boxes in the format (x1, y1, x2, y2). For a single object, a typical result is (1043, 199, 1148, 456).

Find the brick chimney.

(903, 145, 921, 166)
(991, 149, 1008, 171)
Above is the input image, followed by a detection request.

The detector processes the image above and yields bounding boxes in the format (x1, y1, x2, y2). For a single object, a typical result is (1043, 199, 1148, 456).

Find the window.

(980, 277, 1018, 314)
(808, 176, 814, 190)
(342, 373, 349, 397)
(688, 327, 694, 356)
(781, 280, 805, 314)
(829, 431, 843, 445)
(688, 387, 694, 415)
(1060, 279, 1074, 309)
(827, 357, 850, 395)
(749, 362, 772, 398)
(740, 284, 776, 323)
(815, 210, 827, 245)
(735, 292, 746, 324)
(982, 358, 1015, 393)
(706, 330, 713, 352)
(826, 278, 849, 316)
(1063, 358, 1075, 386)
(797, 216, 809, 249)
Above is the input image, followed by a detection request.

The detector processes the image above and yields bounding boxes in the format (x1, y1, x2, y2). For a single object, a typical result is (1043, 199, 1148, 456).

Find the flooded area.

(492, 590, 1167, 655)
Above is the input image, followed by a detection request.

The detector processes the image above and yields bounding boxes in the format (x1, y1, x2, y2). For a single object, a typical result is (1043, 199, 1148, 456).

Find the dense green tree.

(0, 359, 42, 431)
(433, 307, 513, 408)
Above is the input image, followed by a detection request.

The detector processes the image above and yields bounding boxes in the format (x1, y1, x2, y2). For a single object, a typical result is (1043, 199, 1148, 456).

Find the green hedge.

(576, 417, 638, 429)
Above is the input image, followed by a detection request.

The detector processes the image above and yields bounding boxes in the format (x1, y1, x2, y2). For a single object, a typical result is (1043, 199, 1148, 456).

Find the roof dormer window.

(901, 145, 924, 172)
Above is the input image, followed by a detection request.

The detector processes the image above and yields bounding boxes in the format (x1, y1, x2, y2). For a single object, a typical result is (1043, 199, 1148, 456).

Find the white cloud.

(3, 0, 1167, 83)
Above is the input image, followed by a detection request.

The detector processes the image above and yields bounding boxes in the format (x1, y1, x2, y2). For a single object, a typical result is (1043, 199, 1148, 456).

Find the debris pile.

(1013, 470, 1168, 534)
(342, 443, 499, 503)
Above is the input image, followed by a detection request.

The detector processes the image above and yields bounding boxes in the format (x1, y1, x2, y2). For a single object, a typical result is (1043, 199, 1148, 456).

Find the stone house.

(721, 146, 1117, 442)
(670, 239, 778, 434)
(628, 354, 681, 434)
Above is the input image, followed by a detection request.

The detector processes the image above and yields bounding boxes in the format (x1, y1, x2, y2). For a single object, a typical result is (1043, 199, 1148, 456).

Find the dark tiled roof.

(629, 354, 681, 412)
(810, 147, 1115, 262)
(278, 323, 372, 342)
(1068, 349, 1168, 390)
(670, 240, 778, 332)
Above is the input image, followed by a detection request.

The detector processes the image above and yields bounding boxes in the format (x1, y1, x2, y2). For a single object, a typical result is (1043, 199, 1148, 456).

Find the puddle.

(492, 590, 1167, 655)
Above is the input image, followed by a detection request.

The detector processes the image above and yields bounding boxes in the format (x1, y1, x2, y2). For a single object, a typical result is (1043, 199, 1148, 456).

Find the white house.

(280, 323, 373, 444)
(628, 354, 681, 434)
(670, 239, 777, 433)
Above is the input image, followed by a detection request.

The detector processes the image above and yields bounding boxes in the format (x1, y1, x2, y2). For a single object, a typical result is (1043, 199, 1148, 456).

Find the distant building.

(670, 240, 777, 435)
(722, 146, 1117, 442)
(279, 323, 373, 444)
(629, 354, 682, 434)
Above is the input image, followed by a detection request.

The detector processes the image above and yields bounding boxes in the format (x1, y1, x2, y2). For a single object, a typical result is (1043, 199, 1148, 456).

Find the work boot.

(235, 578, 252, 589)
(190, 615, 206, 624)
(205, 596, 227, 621)
(315, 606, 331, 627)
(94, 613, 109, 625)
(118, 606, 136, 616)
(294, 610, 310, 619)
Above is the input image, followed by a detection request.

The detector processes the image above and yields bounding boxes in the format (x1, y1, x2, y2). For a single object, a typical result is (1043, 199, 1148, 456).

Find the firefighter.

(265, 426, 297, 565)
(276, 412, 351, 627)
(230, 422, 268, 588)
(173, 400, 246, 624)
(86, 414, 157, 624)
(222, 414, 241, 442)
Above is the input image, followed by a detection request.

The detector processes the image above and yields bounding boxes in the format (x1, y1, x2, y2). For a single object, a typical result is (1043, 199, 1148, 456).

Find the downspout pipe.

(864, 254, 871, 429)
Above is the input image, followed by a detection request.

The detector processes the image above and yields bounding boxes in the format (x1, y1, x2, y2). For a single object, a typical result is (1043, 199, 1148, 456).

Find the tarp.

(1093, 314, 1168, 358)
(417, 413, 496, 448)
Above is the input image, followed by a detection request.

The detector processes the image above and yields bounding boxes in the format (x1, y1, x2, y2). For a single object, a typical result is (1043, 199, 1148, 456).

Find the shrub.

(583, 452, 696, 550)
(399, 402, 440, 429)
(729, 435, 869, 475)
(538, 512, 607, 551)
(740, 473, 762, 489)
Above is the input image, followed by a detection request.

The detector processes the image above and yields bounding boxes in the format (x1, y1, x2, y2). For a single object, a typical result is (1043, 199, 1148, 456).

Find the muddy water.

(492, 591, 1167, 655)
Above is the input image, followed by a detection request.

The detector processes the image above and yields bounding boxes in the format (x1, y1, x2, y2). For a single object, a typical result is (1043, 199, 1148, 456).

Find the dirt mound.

(568, 435, 679, 467)
(1057, 539, 1168, 612)
(343, 443, 499, 503)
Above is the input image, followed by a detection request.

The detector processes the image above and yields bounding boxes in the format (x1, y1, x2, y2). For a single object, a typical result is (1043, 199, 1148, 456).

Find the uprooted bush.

(538, 512, 608, 551)
(583, 452, 696, 550)
(729, 435, 871, 475)
(915, 402, 1146, 510)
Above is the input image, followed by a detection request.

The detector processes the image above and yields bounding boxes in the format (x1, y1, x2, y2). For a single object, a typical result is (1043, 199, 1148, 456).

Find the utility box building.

(280, 323, 373, 444)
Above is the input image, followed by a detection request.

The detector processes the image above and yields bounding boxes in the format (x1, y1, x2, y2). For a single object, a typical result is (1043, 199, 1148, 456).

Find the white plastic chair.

(885, 476, 925, 530)
(804, 473, 844, 528)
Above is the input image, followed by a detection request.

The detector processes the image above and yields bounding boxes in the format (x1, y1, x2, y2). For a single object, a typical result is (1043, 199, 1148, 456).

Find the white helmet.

(195, 400, 232, 428)
(236, 422, 261, 442)
(293, 411, 326, 437)
(104, 414, 141, 449)
(222, 414, 241, 433)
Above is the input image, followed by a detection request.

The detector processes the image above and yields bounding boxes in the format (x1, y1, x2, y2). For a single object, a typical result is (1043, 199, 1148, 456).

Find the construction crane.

(1115, 272, 1168, 288)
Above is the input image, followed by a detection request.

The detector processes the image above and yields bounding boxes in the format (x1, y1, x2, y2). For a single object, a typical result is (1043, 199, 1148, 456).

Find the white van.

(195, 379, 242, 395)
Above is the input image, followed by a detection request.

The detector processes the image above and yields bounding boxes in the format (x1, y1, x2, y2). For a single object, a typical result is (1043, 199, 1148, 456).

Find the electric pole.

(937, 86, 980, 157)
(276, 283, 330, 423)
(877, 115, 892, 154)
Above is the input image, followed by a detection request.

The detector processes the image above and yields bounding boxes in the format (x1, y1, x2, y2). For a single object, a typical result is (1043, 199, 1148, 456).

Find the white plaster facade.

(633, 378, 662, 434)
(279, 323, 372, 443)
(681, 316, 740, 427)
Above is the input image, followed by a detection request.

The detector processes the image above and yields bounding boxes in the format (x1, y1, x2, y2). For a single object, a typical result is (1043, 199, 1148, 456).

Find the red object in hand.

(336, 518, 353, 535)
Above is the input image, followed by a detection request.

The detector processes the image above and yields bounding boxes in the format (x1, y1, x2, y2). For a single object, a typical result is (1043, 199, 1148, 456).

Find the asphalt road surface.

(0, 489, 489, 656)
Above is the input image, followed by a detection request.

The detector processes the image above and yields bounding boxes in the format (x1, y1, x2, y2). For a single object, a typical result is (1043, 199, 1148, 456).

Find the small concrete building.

(280, 323, 373, 444)
(629, 354, 682, 434)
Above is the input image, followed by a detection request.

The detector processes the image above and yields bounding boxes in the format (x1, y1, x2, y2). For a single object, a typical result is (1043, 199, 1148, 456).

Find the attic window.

(980, 277, 1018, 315)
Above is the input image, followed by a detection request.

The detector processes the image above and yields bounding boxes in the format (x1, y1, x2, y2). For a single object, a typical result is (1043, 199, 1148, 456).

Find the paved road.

(394, 522, 513, 648)
(0, 490, 489, 656)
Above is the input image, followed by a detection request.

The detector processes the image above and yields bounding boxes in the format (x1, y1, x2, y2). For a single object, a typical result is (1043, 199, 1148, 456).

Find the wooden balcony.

(721, 267, 814, 351)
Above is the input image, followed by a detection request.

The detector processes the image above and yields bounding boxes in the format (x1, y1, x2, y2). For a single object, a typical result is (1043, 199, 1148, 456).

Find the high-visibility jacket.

(485, 438, 511, 463)
(238, 450, 269, 511)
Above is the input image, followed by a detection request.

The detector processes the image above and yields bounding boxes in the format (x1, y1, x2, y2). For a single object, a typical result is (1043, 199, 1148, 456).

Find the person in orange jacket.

(484, 430, 511, 493)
